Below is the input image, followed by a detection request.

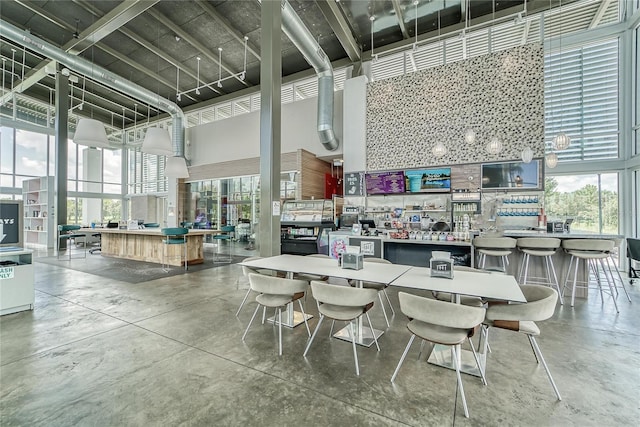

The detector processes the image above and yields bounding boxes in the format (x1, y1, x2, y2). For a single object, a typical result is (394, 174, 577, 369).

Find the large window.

(128, 148, 167, 194)
(545, 39, 620, 162)
(545, 173, 618, 234)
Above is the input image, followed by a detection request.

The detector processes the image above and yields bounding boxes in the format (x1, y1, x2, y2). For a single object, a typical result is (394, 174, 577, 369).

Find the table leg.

(333, 279, 385, 347)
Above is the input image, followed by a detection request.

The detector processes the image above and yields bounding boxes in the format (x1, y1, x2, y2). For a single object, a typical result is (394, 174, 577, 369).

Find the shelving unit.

(22, 176, 55, 249)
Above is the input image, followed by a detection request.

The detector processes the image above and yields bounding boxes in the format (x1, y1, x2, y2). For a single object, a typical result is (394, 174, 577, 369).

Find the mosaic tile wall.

(366, 44, 545, 171)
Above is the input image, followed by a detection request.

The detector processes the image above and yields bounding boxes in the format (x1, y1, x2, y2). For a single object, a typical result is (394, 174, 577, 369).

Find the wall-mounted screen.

(404, 168, 451, 193)
(0, 200, 23, 247)
(365, 171, 405, 195)
(481, 160, 541, 189)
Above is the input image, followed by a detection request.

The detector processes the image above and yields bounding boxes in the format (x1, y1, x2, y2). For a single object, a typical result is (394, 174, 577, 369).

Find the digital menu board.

(405, 168, 451, 193)
(365, 171, 405, 195)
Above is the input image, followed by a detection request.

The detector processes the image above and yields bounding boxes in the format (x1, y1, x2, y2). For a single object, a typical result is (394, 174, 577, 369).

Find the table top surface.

(240, 254, 413, 284)
(79, 228, 221, 236)
(390, 266, 526, 302)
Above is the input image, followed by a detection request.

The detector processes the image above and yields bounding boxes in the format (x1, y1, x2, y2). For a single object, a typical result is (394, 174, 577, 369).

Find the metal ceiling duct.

(0, 20, 185, 158)
(281, 0, 339, 151)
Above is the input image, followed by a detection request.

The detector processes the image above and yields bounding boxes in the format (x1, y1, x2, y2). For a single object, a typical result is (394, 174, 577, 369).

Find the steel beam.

(589, 0, 613, 29)
(315, 0, 361, 62)
(392, 0, 410, 39)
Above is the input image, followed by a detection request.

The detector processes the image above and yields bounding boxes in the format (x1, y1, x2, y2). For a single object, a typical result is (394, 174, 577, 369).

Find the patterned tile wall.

(366, 44, 545, 171)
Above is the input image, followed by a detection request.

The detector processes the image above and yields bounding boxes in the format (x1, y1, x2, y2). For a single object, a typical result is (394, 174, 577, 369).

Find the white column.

(343, 75, 368, 173)
(82, 147, 102, 225)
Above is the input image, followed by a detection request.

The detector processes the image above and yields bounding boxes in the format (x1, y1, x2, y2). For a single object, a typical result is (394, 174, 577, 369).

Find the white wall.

(188, 91, 344, 166)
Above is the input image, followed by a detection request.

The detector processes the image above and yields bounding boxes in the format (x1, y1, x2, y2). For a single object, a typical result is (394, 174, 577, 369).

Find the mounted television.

(405, 168, 451, 193)
(365, 171, 405, 195)
(0, 200, 23, 248)
(481, 160, 541, 190)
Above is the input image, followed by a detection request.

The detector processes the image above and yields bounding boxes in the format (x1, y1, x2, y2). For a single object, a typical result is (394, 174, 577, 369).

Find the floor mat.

(35, 254, 247, 284)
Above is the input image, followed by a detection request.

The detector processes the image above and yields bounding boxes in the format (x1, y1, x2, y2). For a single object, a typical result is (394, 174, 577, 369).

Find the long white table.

(390, 267, 526, 377)
(239, 255, 412, 346)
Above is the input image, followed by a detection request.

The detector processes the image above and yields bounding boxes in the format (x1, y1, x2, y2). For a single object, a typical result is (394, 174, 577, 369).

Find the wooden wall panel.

(298, 150, 331, 200)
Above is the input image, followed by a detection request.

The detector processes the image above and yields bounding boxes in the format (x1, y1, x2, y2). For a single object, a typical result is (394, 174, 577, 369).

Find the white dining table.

(390, 267, 526, 377)
(239, 254, 412, 347)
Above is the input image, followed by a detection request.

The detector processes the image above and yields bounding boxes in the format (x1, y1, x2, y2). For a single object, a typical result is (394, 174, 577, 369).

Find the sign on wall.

(0, 202, 21, 245)
(344, 172, 365, 196)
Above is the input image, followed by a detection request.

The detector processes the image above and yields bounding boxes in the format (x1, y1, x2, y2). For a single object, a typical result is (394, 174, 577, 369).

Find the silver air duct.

(0, 20, 185, 157)
(281, 0, 339, 151)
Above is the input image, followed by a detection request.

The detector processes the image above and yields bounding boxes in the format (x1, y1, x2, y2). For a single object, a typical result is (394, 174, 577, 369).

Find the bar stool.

(561, 239, 630, 312)
(516, 237, 563, 305)
(161, 227, 188, 272)
(473, 236, 517, 272)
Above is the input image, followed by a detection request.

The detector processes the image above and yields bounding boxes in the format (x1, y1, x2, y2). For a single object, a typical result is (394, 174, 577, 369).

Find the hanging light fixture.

(486, 136, 502, 155)
(545, 152, 558, 169)
(165, 156, 189, 178)
(553, 0, 570, 152)
(142, 127, 173, 156)
(521, 146, 534, 163)
(432, 141, 447, 157)
(74, 118, 110, 148)
(464, 127, 476, 145)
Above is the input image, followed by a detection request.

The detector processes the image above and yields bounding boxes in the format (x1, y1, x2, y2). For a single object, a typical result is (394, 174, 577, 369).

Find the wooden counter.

(81, 228, 221, 266)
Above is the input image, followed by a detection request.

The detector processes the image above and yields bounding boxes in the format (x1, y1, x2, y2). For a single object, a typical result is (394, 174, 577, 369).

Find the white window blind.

(545, 39, 619, 162)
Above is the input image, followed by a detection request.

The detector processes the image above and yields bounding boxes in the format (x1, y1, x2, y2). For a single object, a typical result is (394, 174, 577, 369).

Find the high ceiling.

(1, 0, 587, 129)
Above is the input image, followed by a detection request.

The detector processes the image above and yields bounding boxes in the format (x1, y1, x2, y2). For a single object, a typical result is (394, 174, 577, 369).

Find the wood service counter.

(82, 228, 221, 266)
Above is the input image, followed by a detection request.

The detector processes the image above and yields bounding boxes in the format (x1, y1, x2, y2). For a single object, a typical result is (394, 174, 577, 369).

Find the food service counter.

(82, 228, 221, 266)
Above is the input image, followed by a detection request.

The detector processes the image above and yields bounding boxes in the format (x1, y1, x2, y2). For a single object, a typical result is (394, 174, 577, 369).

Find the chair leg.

(329, 319, 335, 337)
(298, 299, 311, 337)
(365, 312, 380, 351)
(377, 292, 390, 328)
(590, 260, 605, 302)
(278, 307, 283, 356)
(528, 335, 562, 401)
(303, 314, 324, 357)
(571, 256, 580, 307)
(521, 254, 530, 284)
(261, 306, 266, 324)
(242, 304, 261, 341)
(236, 289, 252, 316)
(391, 334, 415, 383)
(607, 255, 631, 302)
(467, 337, 487, 386)
(452, 345, 470, 418)
(417, 339, 426, 361)
(599, 258, 619, 313)
(562, 255, 574, 299)
(546, 255, 563, 304)
(382, 288, 395, 315)
(349, 321, 360, 376)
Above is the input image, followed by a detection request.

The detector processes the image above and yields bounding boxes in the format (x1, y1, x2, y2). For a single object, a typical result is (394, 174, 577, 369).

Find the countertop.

(349, 235, 473, 247)
(501, 230, 623, 240)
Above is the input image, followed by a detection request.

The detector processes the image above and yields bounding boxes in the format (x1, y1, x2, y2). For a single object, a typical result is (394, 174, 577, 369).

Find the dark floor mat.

(35, 254, 246, 284)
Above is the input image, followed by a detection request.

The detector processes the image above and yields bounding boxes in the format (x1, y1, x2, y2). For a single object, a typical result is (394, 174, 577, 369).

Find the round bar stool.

(472, 236, 517, 273)
(561, 239, 625, 312)
(516, 237, 563, 305)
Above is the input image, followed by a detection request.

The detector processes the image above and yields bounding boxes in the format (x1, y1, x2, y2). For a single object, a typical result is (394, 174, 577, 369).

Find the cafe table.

(239, 255, 412, 346)
(390, 267, 526, 377)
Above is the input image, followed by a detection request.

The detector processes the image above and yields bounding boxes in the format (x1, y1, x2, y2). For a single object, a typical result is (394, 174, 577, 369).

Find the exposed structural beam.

(147, 8, 250, 88)
(194, 0, 261, 61)
(589, 0, 613, 29)
(315, 0, 361, 62)
(1, 0, 157, 104)
(391, 0, 410, 39)
(73, 0, 219, 97)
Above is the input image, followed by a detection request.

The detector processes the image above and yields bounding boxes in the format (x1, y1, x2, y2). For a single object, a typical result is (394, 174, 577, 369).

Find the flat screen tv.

(365, 171, 405, 195)
(0, 200, 23, 248)
(481, 160, 541, 189)
(404, 168, 451, 193)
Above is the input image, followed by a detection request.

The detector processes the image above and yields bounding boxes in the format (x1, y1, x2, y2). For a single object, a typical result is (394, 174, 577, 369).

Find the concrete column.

(258, 0, 282, 257)
(82, 147, 102, 224)
(343, 75, 368, 173)
(55, 67, 69, 247)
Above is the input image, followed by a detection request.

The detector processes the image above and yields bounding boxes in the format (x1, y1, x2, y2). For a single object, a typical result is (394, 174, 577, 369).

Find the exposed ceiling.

(0, 0, 593, 129)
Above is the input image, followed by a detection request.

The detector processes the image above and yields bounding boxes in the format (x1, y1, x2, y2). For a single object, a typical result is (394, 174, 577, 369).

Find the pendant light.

(74, 118, 110, 148)
(464, 127, 476, 145)
(432, 141, 447, 157)
(553, 0, 570, 151)
(165, 156, 189, 178)
(545, 151, 558, 169)
(142, 127, 173, 156)
(521, 146, 534, 163)
(486, 136, 502, 155)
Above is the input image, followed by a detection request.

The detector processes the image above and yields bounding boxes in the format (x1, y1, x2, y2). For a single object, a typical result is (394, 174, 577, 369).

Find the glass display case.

(280, 200, 335, 255)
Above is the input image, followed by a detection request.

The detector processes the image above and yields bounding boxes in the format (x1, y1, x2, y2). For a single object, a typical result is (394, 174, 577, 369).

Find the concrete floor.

(1, 244, 639, 426)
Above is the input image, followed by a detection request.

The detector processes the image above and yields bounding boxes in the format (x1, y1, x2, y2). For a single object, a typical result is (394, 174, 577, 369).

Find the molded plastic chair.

(391, 292, 486, 418)
(161, 227, 188, 272)
(516, 237, 563, 305)
(561, 239, 630, 311)
(483, 285, 562, 401)
(348, 257, 396, 327)
(235, 256, 276, 316)
(213, 225, 235, 263)
(473, 236, 517, 272)
(180, 221, 193, 229)
(57, 225, 86, 260)
(303, 281, 379, 376)
(242, 273, 310, 356)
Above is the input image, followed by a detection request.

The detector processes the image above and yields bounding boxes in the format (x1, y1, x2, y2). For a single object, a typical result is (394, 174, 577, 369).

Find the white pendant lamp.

(165, 156, 189, 178)
(74, 118, 110, 148)
(432, 142, 447, 157)
(545, 152, 558, 169)
(142, 127, 173, 156)
(486, 136, 502, 155)
(464, 127, 476, 145)
(521, 146, 534, 163)
(553, 132, 571, 151)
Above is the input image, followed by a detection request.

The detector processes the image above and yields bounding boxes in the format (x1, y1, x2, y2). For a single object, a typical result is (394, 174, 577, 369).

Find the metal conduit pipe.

(0, 20, 186, 157)
(281, 0, 339, 151)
